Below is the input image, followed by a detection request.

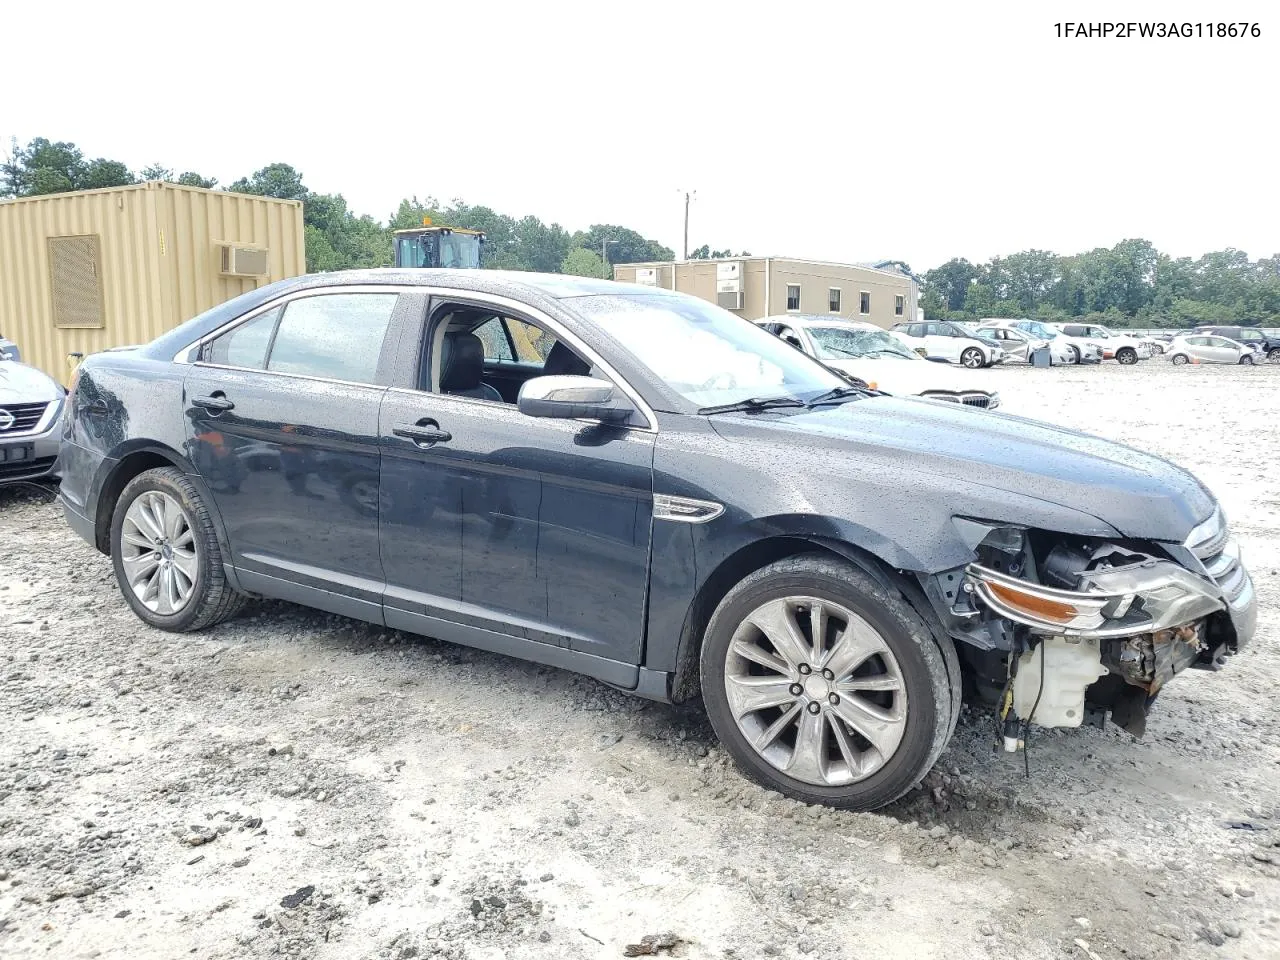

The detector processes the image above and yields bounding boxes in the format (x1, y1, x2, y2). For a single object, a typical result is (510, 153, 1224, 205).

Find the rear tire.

(1171, 353, 1189, 366)
(110, 467, 245, 632)
(1116, 347, 1138, 365)
(700, 554, 959, 811)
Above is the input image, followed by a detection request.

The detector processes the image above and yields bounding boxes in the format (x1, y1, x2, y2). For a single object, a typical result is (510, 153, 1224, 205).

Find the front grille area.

(921, 391, 996, 409)
(0, 402, 49, 433)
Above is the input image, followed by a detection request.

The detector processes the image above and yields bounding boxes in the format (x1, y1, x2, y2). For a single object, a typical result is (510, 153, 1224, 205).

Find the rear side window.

(266, 294, 398, 383)
(204, 307, 281, 368)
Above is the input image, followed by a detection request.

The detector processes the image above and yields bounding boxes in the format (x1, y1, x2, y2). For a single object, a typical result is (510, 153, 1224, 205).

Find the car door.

(921, 322, 959, 361)
(184, 289, 409, 623)
(1210, 337, 1242, 363)
(378, 300, 656, 680)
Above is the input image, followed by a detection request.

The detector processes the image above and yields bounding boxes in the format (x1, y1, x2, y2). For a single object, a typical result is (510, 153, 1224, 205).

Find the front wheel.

(110, 466, 244, 632)
(700, 554, 959, 811)
(1067, 345, 1081, 365)
(1268, 349, 1280, 364)
(1240, 354, 1255, 366)
(960, 347, 984, 369)
(1116, 347, 1138, 365)
(1171, 353, 1189, 366)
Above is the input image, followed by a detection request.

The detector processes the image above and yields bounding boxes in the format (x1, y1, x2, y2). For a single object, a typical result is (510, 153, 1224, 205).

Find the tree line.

(922, 240, 1280, 328)
(1, 138, 673, 277)
(4, 138, 1276, 324)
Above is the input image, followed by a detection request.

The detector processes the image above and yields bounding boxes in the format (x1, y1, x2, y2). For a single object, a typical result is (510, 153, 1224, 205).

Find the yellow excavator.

(392, 217, 486, 269)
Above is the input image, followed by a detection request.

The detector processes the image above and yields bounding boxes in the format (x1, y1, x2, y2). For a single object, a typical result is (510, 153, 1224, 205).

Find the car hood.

(825, 356, 993, 397)
(0, 361, 62, 404)
(710, 396, 1214, 542)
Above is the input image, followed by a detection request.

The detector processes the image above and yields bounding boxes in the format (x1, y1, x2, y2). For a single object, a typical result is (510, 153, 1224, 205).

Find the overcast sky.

(5, 1, 1276, 270)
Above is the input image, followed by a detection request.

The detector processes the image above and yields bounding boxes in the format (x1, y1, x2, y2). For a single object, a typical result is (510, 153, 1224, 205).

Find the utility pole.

(601, 238, 619, 278)
(678, 189, 696, 259)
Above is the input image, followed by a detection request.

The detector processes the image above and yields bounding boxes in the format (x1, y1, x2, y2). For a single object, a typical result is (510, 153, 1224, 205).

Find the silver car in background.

(1166, 334, 1262, 366)
(0, 354, 65, 485)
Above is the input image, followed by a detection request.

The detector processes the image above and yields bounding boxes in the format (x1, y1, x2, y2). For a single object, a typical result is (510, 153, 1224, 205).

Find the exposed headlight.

(967, 561, 1226, 638)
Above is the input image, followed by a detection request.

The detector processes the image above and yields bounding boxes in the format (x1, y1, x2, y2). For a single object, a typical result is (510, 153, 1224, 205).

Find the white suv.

(890, 321, 1004, 368)
(1058, 323, 1152, 364)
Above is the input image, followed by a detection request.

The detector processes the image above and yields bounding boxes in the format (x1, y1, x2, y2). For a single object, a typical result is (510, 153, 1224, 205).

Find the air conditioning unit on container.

(218, 243, 269, 278)
(635, 267, 659, 285)
(717, 290, 744, 310)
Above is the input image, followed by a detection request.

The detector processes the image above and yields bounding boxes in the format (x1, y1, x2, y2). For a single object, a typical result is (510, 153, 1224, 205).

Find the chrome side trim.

(653, 494, 724, 524)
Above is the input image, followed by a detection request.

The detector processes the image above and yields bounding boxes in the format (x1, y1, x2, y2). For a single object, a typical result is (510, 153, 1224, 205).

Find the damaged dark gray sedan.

(56, 271, 1256, 811)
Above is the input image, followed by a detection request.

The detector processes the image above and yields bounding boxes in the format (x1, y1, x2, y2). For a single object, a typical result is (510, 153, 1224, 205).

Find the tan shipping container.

(0, 181, 305, 383)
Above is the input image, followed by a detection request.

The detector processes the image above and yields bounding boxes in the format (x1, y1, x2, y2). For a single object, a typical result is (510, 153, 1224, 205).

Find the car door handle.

(86, 398, 109, 417)
(393, 420, 452, 447)
(192, 393, 235, 413)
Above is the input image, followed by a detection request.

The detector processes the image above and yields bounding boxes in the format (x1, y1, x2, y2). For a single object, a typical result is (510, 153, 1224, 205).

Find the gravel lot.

(2, 360, 1278, 960)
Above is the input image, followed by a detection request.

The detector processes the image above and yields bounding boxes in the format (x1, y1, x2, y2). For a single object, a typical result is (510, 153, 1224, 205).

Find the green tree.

(923, 258, 981, 312)
(228, 163, 308, 201)
(2, 137, 134, 196)
(561, 247, 606, 278)
(573, 225, 673, 264)
(140, 164, 218, 189)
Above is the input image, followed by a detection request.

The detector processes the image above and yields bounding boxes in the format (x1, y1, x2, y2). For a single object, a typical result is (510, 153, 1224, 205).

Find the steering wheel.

(698, 372, 738, 391)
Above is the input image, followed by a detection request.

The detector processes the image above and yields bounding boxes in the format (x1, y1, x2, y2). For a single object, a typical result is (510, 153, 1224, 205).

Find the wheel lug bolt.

(828, 693, 840, 706)
(788, 684, 803, 697)
(821, 669, 834, 681)
(797, 664, 811, 675)
(807, 702, 821, 715)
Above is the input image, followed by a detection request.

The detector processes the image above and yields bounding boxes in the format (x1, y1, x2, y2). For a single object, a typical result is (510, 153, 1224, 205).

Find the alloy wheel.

(723, 596, 907, 787)
(120, 491, 199, 615)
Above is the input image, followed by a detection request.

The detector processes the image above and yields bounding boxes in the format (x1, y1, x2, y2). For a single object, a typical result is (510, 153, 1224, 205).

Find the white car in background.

(1165, 334, 1261, 366)
(956, 323, 1047, 363)
(889, 320, 1005, 368)
(975, 320, 1075, 365)
(1057, 323, 1152, 364)
(978, 319, 1103, 364)
(756, 316, 1001, 409)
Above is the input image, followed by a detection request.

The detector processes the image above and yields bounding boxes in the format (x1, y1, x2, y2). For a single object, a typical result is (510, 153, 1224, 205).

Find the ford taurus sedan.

(58, 271, 1257, 811)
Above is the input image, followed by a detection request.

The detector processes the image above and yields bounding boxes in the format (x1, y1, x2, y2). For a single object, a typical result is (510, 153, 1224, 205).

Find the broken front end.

(931, 509, 1256, 742)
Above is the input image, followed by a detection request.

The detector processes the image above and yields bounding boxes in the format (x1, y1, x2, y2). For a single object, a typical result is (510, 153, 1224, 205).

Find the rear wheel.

(700, 554, 958, 811)
(1171, 353, 1189, 366)
(110, 467, 244, 632)
(960, 347, 984, 369)
(1116, 347, 1138, 365)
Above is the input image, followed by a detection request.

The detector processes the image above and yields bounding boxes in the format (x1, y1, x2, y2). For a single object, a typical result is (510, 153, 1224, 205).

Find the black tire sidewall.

(961, 348, 982, 368)
(110, 469, 212, 631)
(1118, 348, 1136, 364)
(700, 562, 945, 809)
(1172, 354, 1188, 365)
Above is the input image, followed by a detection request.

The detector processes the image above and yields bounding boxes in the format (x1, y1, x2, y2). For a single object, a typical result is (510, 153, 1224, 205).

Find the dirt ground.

(2, 360, 1278, 960)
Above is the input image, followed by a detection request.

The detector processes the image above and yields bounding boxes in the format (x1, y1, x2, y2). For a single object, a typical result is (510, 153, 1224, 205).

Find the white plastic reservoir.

(1012, 636, 1109, 728)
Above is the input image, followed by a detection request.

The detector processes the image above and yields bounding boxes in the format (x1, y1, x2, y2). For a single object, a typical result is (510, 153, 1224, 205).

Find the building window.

(895, 294, 905, 317)
(859, 291, 871, 315)
(828, 288, 841, 312)
(786, 284, 800, 312)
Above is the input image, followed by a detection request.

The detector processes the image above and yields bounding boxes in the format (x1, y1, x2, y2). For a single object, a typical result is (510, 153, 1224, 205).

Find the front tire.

(1116, 347, 1138, 365)
(700, 554, 958, 811)
(1268, 348, 1280, 364)
(110, 466, 244, 632)
(1171, 353, 1189, 366)
(960, 347, 984, 369)
(1067, 344, 1081, 365)
(1240, 353, 1255, 366)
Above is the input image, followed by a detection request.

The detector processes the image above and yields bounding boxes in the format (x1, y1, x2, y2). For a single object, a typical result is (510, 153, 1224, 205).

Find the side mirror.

(517, 375, 634, 423)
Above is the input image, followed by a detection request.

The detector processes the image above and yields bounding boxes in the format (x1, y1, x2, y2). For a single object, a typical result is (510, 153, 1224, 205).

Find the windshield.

(1020, 321, 1059, 339)
(808, 326, 917, 360)
(438, 233, 481, 269)
(572, 295, 845, 408)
